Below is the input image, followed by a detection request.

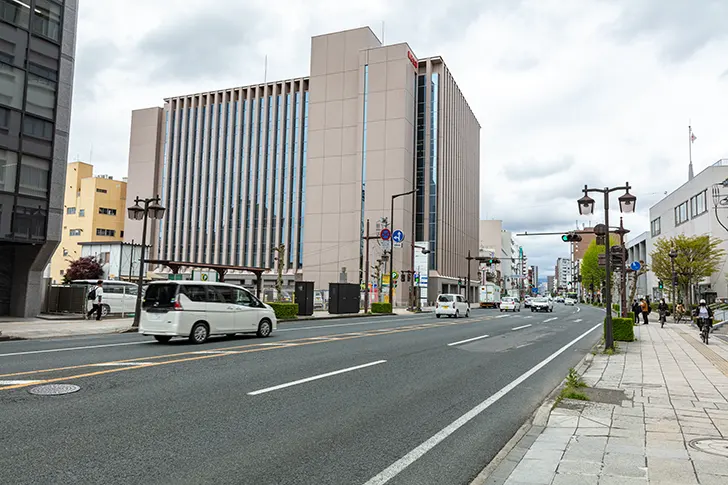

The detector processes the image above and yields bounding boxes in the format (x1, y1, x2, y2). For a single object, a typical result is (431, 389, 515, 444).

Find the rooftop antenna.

(381, 21, 385, 44)
(89, 144, 93, 164)
(688, 120, 696, 181)
(264, 55, 268, 84)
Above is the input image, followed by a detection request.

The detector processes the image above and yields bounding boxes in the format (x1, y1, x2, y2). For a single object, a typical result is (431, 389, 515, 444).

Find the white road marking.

(0, 380, 42, 385)
(495, 315, 509, 319)
(574, 319, 583, 323)
(192, 350, 240, 354)
(362, 323, 602, 485)
(248, 360, 387, 396)
(576, 306, 581, 313)
(90, 362, 154, 366)
(447, 334, 490, 346)
(277, 316, 432, 333)
(523, 316, 534, 319)
(511, 324, 532, 331)
(0, 341, 155, 358)
(543, 317, 558, 323)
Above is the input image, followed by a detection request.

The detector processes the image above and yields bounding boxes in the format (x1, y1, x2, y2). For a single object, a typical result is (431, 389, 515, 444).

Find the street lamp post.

(577, 182, 636, 351)
(614, 217, 630, 317)
(669, 248, 678, 308)
(128, 195, 166, 328)
(389, 189, 417, 308)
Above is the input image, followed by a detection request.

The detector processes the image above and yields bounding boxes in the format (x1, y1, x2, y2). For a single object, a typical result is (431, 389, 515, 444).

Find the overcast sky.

(69, 0, 728, 276)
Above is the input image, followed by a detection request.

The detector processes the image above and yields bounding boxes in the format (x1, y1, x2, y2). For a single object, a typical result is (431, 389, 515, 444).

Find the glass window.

(0, 148, 17, 192)
(96, 188, 107, 193)
(66, 207, 75, 214)
(18, 154, 48, 197)
(0, 0, 30, 28)
(438, 294, 453, 302)
(69, 229, 80, 236)
(98, 207, 117, 216)
(96, 228, 115, 237)
(206, 286, 226, 303)
(62, 248, 67, 256)
(27, 62, 57, 81)
(181, 284, 206, 302)
(79, 208, 84, 217)
(690, 190, 707, 218)
(13, 196, 45, 240)
(143, 283, 179, 309)
(216, 286, 236, 304)
(0, 62, 25, 109)
(650, 217, 660, 237)
(22, 114, 53, 139)
(26, 73, 56, 119)
(32, 0, 61, 42)
(0, 21, 29, 68)
(675, 201, 689, 225)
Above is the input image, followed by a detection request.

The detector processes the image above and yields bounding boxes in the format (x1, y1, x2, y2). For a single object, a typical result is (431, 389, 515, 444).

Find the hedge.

(371, 302, 392, 314)
(613, 303, 620, 313)
(267, 302, 299, 319)
(605, 317, 634, 342)
(626, 311, 635, 322)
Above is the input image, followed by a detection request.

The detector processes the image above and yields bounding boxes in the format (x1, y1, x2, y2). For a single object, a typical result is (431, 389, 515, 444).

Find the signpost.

(630, 261, 642, 272)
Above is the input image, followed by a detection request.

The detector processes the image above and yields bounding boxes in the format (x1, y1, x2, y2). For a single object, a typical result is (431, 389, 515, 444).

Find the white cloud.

(68, 0, 728, 276)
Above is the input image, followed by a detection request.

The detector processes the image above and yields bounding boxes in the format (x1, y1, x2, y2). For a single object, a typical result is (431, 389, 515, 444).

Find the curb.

(469, 340, 599, 485)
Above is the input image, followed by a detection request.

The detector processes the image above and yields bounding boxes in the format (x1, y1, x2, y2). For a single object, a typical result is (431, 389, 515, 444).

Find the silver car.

(531, 297, 554, 312)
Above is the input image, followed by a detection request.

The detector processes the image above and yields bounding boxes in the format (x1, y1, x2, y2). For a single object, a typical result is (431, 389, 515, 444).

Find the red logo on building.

(407, 51, 418, 69)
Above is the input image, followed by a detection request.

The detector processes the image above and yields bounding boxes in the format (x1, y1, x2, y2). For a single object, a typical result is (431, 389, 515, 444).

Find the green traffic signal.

(561, 234, 569, 242)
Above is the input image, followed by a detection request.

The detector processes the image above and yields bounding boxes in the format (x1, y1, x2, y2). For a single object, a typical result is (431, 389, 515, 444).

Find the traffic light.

(672, 272, 678, 287)
(561, 232, 582, 242)
(458, 278, 463, 287)
(658, 280, 664, 290)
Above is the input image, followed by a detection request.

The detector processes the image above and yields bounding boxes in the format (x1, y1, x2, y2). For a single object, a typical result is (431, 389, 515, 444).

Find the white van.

(139, 281, 277, 344)
(70, 280, 138, 316)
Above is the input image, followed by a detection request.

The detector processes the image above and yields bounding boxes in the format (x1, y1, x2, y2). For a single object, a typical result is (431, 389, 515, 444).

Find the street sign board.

(630, 261, 641, 271)
(392, 230, 404, 243)
(392, 271, 399, 280)
(393, 242, 403, 248)
(380, 228, 391, 240)
(379, 240, 391, 251)
(532, 288, 538, 295)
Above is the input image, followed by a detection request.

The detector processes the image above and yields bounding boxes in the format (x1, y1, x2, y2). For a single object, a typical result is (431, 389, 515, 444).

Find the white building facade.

(648, 159, 728, 301)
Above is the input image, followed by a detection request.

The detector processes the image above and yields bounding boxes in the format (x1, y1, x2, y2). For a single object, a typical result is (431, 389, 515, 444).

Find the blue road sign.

(531, 287, 538, 295)
(630, 261, 642, 271)
(392, 230, 405, 243)
(380, 228, 391, 240)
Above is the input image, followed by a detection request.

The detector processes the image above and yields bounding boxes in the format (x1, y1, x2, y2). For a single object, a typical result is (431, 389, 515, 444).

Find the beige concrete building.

(49, 162, 127, 283)
(125, 26, 480, 305)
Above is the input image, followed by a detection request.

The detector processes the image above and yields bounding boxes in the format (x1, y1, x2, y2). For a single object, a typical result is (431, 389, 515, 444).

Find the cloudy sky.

(69, 0, 728, 276)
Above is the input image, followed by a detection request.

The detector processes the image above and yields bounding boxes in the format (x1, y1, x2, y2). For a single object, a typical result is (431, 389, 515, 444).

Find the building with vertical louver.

(125, 26, 480, 306)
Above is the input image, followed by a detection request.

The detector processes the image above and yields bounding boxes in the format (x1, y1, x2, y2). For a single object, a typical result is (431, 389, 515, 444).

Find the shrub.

(613, 303, 620, 313)
(371, 302, 392, 314)
(268, 302, 298, 319)
(605, 317, 634, 342)
(627, 311, 635, 321)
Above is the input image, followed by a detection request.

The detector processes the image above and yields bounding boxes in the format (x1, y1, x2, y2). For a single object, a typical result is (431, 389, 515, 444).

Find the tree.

(628, 263, 649, 305)
(63, 256, 104, 283)
(650, 234, 725, 308)
(580, 236, 618, 298)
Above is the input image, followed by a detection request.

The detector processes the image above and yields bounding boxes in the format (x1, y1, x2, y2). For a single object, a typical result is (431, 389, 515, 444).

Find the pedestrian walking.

(640, 298, 649, 324)
(632, 299, 641, 324)
(87, 280, 104, 321)
(658, 298, 668, 328)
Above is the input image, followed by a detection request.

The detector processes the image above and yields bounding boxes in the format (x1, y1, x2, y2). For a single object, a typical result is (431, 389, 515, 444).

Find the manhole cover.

(28, 384, 80, 396)
(689, 438, 728, 457)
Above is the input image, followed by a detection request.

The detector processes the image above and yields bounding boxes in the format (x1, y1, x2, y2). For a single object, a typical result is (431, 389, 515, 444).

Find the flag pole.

(688, 125, 694, 180)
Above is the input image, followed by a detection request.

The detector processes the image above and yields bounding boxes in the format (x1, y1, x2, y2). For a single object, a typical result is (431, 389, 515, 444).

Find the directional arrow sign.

(392, 230, 404, 243)
(630, 261, 641, 271)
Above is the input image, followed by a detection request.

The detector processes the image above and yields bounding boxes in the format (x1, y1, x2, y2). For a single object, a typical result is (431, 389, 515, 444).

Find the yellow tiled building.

(49, 162, 127, 283)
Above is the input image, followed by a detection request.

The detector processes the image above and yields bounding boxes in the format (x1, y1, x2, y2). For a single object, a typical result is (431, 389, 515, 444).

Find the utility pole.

(466, 250, 473, 305)
(272, 244, 285, 301)
(362, 219, 381, 313)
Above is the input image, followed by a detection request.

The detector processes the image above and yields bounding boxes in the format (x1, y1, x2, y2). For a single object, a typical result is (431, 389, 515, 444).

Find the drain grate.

(689, 438, 728, 457)
(28, 384, 81, 396)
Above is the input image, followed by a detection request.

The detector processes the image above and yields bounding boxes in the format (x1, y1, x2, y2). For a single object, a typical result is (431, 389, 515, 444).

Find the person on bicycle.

(676, 302, 685, 318)
(693, 299, 713, 332)
(658, 299, 668, 326)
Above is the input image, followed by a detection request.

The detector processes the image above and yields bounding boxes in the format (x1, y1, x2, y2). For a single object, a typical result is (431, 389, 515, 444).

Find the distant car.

(500, 297, 520, 312)
(531, 297, 554, 312)
(564, 297, 576, 306)
(69, 279, 138, 317)
(435, 293, 470, 318)
(524, 297, 533, 308)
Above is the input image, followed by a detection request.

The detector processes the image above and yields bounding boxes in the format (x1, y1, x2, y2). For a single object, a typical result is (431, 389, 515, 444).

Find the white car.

(435, 293, 470, 318)
(564, 297, 576, 306)
(139, 281, 277, 343)
(70, 279, 138, 317)
(531, 297, 554, 312)
(500, 297, 520, 312)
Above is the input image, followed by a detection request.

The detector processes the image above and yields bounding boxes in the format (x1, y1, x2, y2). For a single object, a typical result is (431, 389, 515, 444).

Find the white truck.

(479, 283, 501, 308)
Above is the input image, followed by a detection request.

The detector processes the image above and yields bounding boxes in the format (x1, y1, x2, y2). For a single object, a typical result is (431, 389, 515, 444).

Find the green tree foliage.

(63, 256, 104, 283)
(580, 237, 618, 291)
(650, 234, 725, 307)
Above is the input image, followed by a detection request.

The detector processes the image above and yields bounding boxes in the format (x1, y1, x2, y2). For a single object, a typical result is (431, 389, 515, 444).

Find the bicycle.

(673, 310, 686, 324)
(697, 317, 711, 345)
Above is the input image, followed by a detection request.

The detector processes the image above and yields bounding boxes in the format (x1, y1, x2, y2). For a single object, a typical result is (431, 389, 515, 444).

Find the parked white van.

(139, 281, 277, 344)
(69, 280, 138, 316)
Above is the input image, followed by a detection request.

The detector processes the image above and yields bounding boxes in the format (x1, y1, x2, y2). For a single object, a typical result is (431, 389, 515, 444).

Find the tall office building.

(126, 26, 480, 306)
(0, 0, 78, 316)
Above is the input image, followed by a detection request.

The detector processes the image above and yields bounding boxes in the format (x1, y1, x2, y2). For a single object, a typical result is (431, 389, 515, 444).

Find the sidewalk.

(483, 324, 728, 485)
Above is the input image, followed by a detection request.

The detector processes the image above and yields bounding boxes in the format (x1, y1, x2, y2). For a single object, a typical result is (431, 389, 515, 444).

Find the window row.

(69, 228, 80, 236)
(0, 62, 56, 120)
(99, 207, 116, 216)
(690, 190, 707, 219)
(650, 217, 660, 237)
(96, 228, 115, 237)
(0, 192, 46, 241)
(0, 148, 48, 197)
(0, 0, 62, 42)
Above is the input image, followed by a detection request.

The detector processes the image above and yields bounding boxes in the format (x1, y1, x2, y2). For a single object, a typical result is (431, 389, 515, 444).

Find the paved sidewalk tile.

(493, 323, 728, 484)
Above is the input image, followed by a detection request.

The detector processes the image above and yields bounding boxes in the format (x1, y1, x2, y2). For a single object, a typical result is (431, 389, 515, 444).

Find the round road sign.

(380, 228, 391, 240)
(630, 261, 642, 271)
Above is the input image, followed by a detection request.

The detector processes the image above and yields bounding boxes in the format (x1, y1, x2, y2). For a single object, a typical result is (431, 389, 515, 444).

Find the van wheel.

(436, 314, 441, 318)
(257, 319, 272, 338)
(101, 304, 110, 317)
(154, 336, 171, 343)
(466, 309, 470, 318)
(189, 322, 209, 344)
(455, 310, 460, 319)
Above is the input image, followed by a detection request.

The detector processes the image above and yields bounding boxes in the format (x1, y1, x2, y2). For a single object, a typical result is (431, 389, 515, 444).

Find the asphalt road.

(0, 304, 603, 485)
